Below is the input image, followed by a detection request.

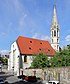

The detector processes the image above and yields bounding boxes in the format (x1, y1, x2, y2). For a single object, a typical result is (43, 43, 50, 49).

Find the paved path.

(0, 69, 47, 84)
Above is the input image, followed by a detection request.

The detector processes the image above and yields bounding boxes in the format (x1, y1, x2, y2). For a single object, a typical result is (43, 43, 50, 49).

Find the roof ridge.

(17, 36, 49, 42)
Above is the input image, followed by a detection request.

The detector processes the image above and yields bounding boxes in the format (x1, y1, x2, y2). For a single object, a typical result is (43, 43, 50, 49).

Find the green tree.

(31, 53, 49, 69)
(0, 57, 8, 65)
(0, 57, 3, 63)
(50, 44, 70, 67)
(67, 44, 70, 50)
(31, 45, 70, 68)
(2, 58, 8, 65)
(50, 55, 59, 67)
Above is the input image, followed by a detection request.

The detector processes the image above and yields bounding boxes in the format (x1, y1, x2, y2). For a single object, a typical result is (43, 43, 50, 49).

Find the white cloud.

(0, 22, 13, 38)
(9, 0, 24, 14)
(0, 50, 9, 55)
(5, 0, 28, 32)
(19, 14, 27, 29)
(41, 35, 51, 42)
(32, 33, 41, 39)
(65, 35, 70, 42)
(32, 33, 50, 42)
(0, 32, 7, 37)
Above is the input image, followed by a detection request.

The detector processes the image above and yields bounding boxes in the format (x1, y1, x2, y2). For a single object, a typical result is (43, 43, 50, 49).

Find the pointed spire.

(51, 0, 60, 52)
(52, 0, 58, 26)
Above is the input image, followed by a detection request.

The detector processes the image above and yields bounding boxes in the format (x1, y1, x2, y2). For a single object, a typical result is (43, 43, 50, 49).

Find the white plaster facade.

(8, 41, 33, 76)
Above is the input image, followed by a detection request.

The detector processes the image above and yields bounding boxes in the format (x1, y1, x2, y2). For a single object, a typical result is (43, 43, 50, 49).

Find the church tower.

(51, 2, 60, 52)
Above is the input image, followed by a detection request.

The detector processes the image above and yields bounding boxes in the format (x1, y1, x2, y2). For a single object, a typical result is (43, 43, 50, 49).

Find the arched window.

(54, 25, 56, 28)
(57, 30, 58, 37)
(52, 39, 53, 43)
(57, 45, 59, 50)
(57, 39, 58, 43)
(52, 31, 53, 37)
(24, 55, 27, 63)
(54, 30, 56, 36)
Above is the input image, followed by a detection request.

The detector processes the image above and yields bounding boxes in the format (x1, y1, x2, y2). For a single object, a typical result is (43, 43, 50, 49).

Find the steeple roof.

(51, 4, 58, 28)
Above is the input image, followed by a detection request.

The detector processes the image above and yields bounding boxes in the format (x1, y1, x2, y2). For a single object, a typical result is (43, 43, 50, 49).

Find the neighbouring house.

(8, 36, 55, 75)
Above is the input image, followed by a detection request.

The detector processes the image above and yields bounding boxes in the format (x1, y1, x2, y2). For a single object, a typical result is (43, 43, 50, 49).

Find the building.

(50, 4, 60, 52)
(8, 2, 60, 75)
(8, 36, 55, 75)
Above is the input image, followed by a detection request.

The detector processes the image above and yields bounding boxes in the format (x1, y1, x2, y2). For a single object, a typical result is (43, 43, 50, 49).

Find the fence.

(20, 67, 70, 84)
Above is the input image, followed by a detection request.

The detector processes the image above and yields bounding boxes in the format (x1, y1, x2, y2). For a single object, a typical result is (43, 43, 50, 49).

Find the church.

(8, 3, 60, 75)
(51, 4, 60, 52)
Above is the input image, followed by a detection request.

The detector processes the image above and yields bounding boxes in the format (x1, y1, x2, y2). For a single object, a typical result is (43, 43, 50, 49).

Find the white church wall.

(8, 41, 34, 75)
(8, 41, 20, 73)
(22, 55, 33, 69)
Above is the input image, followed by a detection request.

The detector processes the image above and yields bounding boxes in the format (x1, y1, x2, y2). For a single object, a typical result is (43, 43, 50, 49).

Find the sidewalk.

(6, 76, 19, 83)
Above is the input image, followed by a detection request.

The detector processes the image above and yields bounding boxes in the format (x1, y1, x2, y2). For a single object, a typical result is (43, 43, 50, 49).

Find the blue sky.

(0, 0, 70, 50)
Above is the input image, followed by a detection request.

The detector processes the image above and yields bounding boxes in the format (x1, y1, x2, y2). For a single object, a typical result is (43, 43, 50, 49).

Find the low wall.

(20, 67, 70, 84)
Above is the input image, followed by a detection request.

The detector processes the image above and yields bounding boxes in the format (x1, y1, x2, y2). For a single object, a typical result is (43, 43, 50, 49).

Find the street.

(0, 69, 43, 84)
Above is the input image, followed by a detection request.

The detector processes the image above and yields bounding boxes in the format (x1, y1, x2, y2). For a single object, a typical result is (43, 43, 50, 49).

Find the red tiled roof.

(16, 36, 55, 56)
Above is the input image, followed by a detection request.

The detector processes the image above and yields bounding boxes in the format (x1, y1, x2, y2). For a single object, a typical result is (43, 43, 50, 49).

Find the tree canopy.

(0, 56, 8, 65)
(31, 44, 70, 69)
(31, 53, 49, 69)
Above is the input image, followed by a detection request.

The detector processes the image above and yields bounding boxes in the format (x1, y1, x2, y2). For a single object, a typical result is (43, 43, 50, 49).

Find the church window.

(57, 39, 58, 43)
(57, 25, 58, 28)
(57, 30, 58, 37)
(13, 45, 14, 48)
(52, 31, 53, 37)
(54, 25, 56, 28)
(57, 45, 59, 50)
(54, 30, 56, 36)
(24, 55, 27, 63)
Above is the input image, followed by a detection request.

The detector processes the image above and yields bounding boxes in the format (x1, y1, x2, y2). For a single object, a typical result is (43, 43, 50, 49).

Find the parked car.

(0, 78, 5, 84)
(48, 81, 59, 84)
(17, 75, 26, 79)
(18, 75, 37, 82)
(25, 76, 37, 82)
(0, 65, 2, 68)
(0, 63, 3, 69)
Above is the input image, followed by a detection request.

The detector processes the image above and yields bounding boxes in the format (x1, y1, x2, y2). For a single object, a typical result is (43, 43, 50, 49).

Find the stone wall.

(20, 67, 70, 84)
